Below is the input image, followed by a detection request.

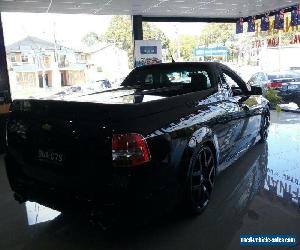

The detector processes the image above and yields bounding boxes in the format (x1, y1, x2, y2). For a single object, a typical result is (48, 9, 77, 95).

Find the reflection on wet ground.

(25, 202, 61, 226)
(0, 111, 299, 250)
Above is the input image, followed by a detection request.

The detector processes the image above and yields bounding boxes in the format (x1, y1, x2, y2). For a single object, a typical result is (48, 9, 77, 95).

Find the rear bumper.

(278, 91, 300, 104)
(5, 153, 178, 215)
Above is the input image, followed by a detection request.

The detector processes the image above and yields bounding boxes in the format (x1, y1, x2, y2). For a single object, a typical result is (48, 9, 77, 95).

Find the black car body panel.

(5, 62, 269, 213)
(277, 82, 300, 105)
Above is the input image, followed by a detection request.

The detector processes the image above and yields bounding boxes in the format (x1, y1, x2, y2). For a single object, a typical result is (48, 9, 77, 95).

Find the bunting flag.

(236, 18, 243, 34)
(261, 13, 270, 31)
(291, 5, 300, 26)
(236, 4, 300, 34)
(274, 9, 285, 29)
(247, 16, 256, 32)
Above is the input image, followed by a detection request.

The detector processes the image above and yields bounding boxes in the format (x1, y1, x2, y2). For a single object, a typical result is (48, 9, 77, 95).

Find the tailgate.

(6, 99, 113, 190)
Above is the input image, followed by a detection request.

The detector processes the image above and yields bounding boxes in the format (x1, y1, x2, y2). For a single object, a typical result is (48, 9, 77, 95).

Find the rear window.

(268, 71, 300, 80)
(122, 65, 213, 90)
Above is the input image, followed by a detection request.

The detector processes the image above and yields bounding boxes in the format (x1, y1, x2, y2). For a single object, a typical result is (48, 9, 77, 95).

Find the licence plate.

(288, 85, 298, 90)
(37, 149, 64, 164)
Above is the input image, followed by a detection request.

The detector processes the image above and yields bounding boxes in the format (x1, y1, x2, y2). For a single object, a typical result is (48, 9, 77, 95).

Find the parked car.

(248, 71, 300, 89)
(5, 62, 270, 216)
(289, 66, 300, 73)
(278, 81, 300, 106)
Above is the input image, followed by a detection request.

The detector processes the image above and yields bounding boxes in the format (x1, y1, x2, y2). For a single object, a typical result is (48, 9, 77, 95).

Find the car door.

(213, 71, 248, 165)
(220, 66, 262, 152)
(216, 66, 260, 161)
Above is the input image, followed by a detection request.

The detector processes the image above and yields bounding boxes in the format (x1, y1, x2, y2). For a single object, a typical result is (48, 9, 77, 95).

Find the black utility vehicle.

(5, 62, 269, 215)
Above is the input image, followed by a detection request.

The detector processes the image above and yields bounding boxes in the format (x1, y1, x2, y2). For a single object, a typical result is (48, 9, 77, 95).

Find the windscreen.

(268, 71, 300, 80)
(122, 65, 213, 90)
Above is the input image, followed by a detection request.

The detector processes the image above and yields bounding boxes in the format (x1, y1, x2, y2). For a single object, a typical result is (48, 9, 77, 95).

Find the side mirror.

(250, 86, 262, 95)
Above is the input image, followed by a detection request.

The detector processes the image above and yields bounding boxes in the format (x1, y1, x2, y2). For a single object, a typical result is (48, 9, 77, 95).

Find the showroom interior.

(0, 1, 300, 250)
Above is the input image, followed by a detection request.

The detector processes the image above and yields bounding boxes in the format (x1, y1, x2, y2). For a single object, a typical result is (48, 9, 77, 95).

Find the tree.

(98, 16, 170, 67)
(170, 35, 199, 61)
(199, 23, 235, 46)
(81, 32, 99, 47)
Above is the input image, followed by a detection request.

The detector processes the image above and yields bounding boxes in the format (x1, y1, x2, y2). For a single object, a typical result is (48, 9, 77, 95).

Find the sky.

(2, 12, 207, 47)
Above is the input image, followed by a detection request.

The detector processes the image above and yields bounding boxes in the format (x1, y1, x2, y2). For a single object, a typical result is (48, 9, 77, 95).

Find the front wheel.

(184, 145, 216, 214)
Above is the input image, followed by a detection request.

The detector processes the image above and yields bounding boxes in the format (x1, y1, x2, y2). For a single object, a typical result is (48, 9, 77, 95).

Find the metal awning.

(0, 0, 299, 20)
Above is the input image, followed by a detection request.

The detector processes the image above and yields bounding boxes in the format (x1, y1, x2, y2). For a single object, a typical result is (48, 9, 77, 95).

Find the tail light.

(267, 81, 282, 89)
(112, 133, 151, 167)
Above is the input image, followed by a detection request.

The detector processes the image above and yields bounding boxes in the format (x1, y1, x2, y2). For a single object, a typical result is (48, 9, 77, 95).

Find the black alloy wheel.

(259, 110, 270, 143)
(187, 145, 216, 214)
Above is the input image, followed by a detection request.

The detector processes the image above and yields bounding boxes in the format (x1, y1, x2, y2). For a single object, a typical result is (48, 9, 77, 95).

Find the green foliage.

(199, 23, 235, 46)
(167, 24, 235, 62)
(173, 35, 199, 61)
(99, 16, 133, 52)
(81, 32, 99, 47)
(275, 105, 282, 112)
(264, 88, 282, 108)
(244, 98, 258, 107)
(82, 20, 236, 66)
(96, 16, 170, 67)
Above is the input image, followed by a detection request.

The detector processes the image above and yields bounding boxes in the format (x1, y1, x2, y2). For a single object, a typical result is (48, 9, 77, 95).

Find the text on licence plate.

(38, 149, 64, 164)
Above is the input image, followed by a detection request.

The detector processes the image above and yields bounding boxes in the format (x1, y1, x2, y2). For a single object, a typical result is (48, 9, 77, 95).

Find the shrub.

(264, 88, 282, 109)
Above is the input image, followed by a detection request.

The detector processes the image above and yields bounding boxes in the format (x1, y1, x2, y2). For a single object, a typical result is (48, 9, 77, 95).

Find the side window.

(257, 73, 264, 81)
(133, 72, 154, 88)
(162, 70, 212, 89)
(221, 70, 245, 96)
(260, 73, 267, 81)
(222, 72, 239, 88)
(248, 75, 256, 85)
(145, 74, 153, 84)
(201, 71, 212, 88)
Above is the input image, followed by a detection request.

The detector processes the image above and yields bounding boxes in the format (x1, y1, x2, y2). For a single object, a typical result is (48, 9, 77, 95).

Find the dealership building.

(0, 1, 300, 249)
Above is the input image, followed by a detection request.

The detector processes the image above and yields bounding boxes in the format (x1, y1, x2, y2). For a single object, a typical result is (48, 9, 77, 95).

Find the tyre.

(184, 145, 216, 214)
(259, 109, 270, 143)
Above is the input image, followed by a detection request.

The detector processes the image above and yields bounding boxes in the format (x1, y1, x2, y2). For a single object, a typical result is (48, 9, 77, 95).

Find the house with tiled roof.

(6, 36, 87, 89)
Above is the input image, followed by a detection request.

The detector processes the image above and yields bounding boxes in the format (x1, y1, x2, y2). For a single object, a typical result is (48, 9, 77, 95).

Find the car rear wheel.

(259, 109, 270, 143)
(185, 145, 216, 214)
